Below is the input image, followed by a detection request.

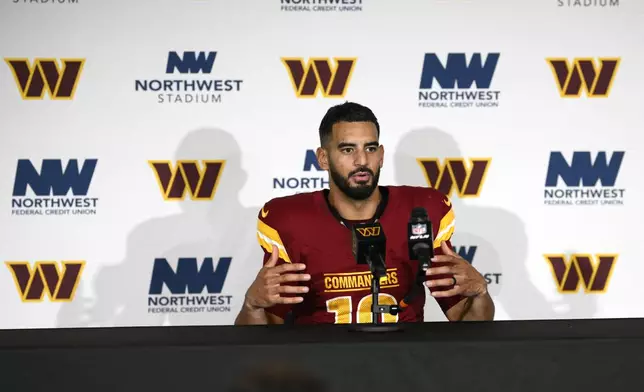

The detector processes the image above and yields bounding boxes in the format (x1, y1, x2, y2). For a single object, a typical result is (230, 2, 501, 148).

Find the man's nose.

(354, 150, 367, 166)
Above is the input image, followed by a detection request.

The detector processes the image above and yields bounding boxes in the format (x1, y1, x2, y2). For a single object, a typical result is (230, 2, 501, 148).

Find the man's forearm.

(460, 291, 495, 321)
(234, 302, 269, 325)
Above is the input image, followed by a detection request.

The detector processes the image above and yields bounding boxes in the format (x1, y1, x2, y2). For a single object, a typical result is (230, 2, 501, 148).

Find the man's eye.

(341, 148, 353, 154)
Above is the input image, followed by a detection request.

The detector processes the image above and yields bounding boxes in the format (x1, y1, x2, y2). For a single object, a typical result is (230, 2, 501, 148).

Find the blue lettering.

(12, 159, 97, 197)
(148, 257, 232, 295)
(420, 53, 499, 89)
(455, 246, 477, 264)
(545, 151, 624, 187)
(166, 51, 217, 74)
(303, 149, 322, 171)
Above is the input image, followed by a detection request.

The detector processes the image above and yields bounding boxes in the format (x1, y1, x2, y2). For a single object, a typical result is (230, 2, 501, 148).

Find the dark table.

(1, 318, 643, 392)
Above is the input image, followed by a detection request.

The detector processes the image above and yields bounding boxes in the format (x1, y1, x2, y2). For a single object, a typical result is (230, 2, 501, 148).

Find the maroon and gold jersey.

(255, 186, 463, 325)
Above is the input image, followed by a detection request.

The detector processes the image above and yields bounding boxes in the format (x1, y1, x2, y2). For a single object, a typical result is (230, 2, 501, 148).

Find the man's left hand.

(425, 241, 488, 298)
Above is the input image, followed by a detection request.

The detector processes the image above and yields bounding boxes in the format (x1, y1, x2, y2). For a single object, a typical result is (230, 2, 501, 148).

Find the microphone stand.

(400, 247, 431, 309)
(370, 256, 382, 325)
(350, 246, 402, 333)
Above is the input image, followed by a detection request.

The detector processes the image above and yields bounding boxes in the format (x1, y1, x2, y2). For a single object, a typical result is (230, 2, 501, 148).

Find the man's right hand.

(243, 245, 311, 311)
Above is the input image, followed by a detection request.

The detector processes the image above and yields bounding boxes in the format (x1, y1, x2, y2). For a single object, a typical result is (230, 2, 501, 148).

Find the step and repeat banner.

(0, 0, 641, 329)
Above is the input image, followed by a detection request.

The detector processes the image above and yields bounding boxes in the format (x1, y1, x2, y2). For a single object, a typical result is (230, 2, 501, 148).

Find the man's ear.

(316, 147, 329, 170)
(379, 144, 385, 168)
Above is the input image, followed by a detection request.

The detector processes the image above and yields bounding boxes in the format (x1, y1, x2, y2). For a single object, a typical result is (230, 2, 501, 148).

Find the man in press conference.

(235, 102, 494, 326)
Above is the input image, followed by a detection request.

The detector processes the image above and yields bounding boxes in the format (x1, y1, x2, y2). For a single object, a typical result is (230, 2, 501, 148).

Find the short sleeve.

(426, 194, 465, 313)
(255, 202, 300, 319)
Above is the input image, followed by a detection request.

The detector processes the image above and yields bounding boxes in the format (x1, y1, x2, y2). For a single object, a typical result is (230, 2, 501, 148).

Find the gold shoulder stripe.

(433, 208, 455, 248)
(256, 219, 292, 263)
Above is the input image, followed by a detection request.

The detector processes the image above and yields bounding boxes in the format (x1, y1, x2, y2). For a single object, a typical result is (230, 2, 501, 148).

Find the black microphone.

(400, 207, 435, 310)
(407, 207, 434, 271)
(352, 222, 387, 278)
(351, 221, 401, 325)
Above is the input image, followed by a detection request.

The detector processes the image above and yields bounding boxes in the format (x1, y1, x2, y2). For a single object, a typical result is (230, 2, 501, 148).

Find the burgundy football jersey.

(255, 185, 463, 325)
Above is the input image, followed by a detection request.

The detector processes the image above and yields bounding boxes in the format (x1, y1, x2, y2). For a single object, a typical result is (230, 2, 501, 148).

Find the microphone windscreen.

(352, 222, 386, 265)
(411, 207, 428, 219)
(408, 207, 433, 260)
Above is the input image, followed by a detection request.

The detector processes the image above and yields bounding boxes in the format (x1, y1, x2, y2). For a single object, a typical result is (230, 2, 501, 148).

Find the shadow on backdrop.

(393, 127, 597, 321)
(56, 128, 261, 327)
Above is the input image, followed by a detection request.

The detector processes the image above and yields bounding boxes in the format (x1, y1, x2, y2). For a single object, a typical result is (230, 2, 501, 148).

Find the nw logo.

(281, 57, 356, 98)
(545, 151, 624, 187)
(5, 58, 85, 100)
(454, 246, 477, 264)
(149, 257, 232, 295)
(419, 53, 499, 89)
(417, 158, 491, 197)
(357, 227, 380, 237)
(5, 261, 85, 302)
(12, 159, 97, 197)
(166, 51, 216, 74)
(303, 149, 322, 171)
(546, 57, 620, 98)
(544, 254, 617, 293)
(149, 160, 225, 201)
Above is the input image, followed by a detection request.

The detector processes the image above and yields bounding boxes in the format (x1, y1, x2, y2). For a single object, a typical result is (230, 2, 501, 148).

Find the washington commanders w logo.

(281, 57, 356, 98)
(5, 261, 85, 302)
(546, 57, 620, 98)
(149, 160, 225, 201)
(417, 158, 491, 198)
(544, 254, 617, 293)
(4, 58, 85, 100)
(357, 227, 381, 237)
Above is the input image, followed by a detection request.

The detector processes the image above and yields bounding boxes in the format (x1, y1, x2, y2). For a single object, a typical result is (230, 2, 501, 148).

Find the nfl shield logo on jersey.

(411, 223, 427, 235)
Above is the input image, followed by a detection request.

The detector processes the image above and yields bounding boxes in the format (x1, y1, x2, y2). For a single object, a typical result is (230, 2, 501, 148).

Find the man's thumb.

(265, 245, 279, 267)
(441, 241, 456, 256)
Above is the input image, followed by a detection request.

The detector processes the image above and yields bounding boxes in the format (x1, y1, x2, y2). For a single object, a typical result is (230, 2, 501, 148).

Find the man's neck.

(328, 186, 381, 221)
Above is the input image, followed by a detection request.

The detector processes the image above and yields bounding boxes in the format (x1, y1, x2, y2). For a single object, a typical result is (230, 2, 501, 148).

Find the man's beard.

(329, 162, 380, 201)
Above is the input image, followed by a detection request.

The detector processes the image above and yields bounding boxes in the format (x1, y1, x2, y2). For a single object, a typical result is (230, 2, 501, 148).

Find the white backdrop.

(1, 0, 642, 329)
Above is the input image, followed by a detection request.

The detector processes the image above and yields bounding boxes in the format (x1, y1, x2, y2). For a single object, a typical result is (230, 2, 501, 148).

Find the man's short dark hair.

(318, 101, 380, 146)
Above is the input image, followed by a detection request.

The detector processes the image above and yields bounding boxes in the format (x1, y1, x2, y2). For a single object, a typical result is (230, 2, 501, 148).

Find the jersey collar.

(322, 186, 389, 229)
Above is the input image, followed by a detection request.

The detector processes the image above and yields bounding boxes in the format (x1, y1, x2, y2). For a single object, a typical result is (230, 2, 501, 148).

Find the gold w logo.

(5, 261, 85, 302)
(281, 57, 357, 98)
(417, 158, 491, 198)
(149, 160, 225, 201)
(544, 254, 617, 293)
(357, 227, 381, 237)
(5, 58, 85, 100)
(546, 57, 620, 98)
